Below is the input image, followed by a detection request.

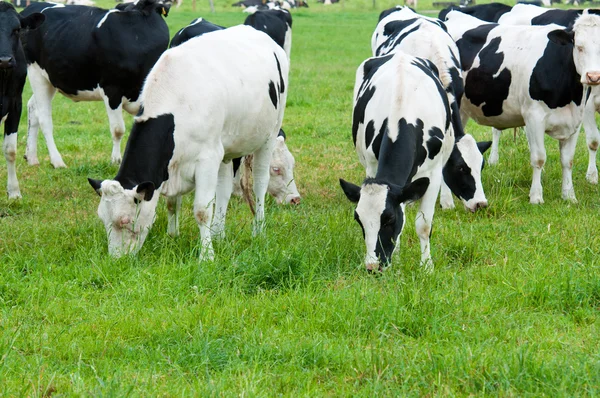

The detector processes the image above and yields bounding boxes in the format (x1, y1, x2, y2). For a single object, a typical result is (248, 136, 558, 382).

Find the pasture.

(1, 0, 600, 395)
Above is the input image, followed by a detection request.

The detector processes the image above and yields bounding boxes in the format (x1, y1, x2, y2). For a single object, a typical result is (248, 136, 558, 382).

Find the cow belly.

(462, 99, 525, 129)
(59, 86, 104, 102)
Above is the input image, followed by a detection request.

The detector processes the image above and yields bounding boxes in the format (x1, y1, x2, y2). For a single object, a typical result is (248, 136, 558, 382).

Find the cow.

(233, 0, 308, 9)
(170, 17, 224, 48)
(340, 52, 455, 272)
(88, 25, 289, 261)
(244, 8, 292, 59)
(445, 10, 600, 204)
(494, 4, 600, 184)
(0, 3, 44, 199)
(232, 129, 301, 205)
(372, 6, 491, 212)
(438, 3, 513, 23)
(20, 0, 170, 169)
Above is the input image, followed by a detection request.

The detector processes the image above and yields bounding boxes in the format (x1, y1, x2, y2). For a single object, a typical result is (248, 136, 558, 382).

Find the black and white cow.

(0, 3, 44, 199)
(445, 10, 600, 204)
(170, 17, 224, 48)
(438, 2, 513, 23)
(88, 26, 289, 260)
(372, 6, 491, 212)
(20, 0, 170, 168)
(340, 52, 455, 272)
(495, 4, 600, 184)
(244, 8, 292, 59)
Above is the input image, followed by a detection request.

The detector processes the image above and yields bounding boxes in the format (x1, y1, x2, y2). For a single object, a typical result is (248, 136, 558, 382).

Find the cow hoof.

(421, 259, 434, 274)
(586, 171, 598, 185)
(529, 196, 544, 205)
(488, 154, 499, 166)
(25, 155, 39, 166)
(440, 200, 455, 210)
(8, 191, 22, 200)
(51, 159, 67, 168)
(111, 156, 122, 165)
(562, 191, 578, 203)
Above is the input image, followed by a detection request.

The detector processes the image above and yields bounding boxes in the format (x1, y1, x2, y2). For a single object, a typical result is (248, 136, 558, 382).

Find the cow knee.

(112, 126, 125, 140)
(195, 208, 210, 225)
(3, 139, 16, 162)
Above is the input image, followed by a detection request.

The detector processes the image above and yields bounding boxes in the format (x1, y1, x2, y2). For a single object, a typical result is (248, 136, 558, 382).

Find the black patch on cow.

(376, 23, 420, 56)
(244, 9, 290, 50)
(232, 157, 241, 176)
(426, 127, 444, 159)
(365, 120, 376, 149)
(410, 58, 452, 130)
(278, 128, 286, 139)
(268, 80, 278, 108)
(375, 196, 405, 266)
(464, 37, 511, 117)
(442, 140, 476, 202)
(439, 3, 512, 22)
(378, 6, 402, 21)
(455, 24, 497, 71)
(531, 9, 581, 27)
(275, 53, 285, 94)
(376, 118, 423, 187)
(114, 113, 175, 191)
(529, 32, 582, 109)
(371, 118, 387, 160)
(169, 17, 224, 48)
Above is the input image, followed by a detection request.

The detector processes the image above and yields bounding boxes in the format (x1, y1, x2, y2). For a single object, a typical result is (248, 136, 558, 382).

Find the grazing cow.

(445, 10, 600, 204)
(170, 17, 224, 48)
(20, 0, 170, 168)
(233, 0, 307, 9)
(372, 6, 491, 212)
(438, 3, 513, 22)
(244, 8, 292, 59)
(88, 26, 289, 260)
(495, 4, 600, 184)
(340, 52, 455, 272)
(0, 4, 44, 199)
(232, 129, 301, 204)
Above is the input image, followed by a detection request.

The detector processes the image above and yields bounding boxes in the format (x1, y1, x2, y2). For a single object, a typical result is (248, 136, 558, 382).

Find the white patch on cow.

(356, 183, 388, 266)
(3, 130, 21, 200)
(40, 3, 66, 11)
(97, 9, 120, 29)
(189, 17, 203, 26)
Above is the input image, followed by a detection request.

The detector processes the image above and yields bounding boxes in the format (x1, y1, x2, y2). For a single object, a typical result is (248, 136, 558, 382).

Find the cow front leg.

(193, 150, 224, 262)
(26, 66, 64, 168)
(4, 132, 21, 199)
(25, 96, 40, 166)
(559, 132, 579, 203)
(525, 121, 546, 204)
(166, 195, 182, 237)
(102, 97, 126, 164)
(212, 161, 234, 240)
(488, 128, 502, 165)
(439, 180, 454, 210)
(582, 98, 599, 184)
(251, 139, 276, 236)
(416, 169, 442, 273)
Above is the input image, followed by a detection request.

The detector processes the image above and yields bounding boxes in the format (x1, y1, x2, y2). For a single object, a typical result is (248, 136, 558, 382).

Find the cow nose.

(586, 72, 600, 85)
(476, 201, 488, 210)
(290, 196, 301, 205)
(0, 57, 13, 69)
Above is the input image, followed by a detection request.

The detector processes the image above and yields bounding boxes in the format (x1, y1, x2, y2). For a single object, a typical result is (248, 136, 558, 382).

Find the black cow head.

(116, 0, 171, 17)
(0, 3, 44, 70)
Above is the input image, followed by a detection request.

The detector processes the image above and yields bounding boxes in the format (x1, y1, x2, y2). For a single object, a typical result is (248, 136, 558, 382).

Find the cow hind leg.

(25, 96, 40, 166)
(488, 128, 502, 166)
(416, 169, 442, 273)
(212, 161, 234, 240)
(193, 148, 224, 262)
(251, 139, 276, 236)
(166, 195, 182, 237)
(4, 132, 21, 199)
(559, 132, 579, 203)
(525, 121, 546, 204)
(102, 97, 126, 164)
(582, 100, 599, 184)
(27, 68, 64, 168)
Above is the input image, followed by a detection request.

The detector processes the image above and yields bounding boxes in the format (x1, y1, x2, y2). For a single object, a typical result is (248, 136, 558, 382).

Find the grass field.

(1, 0, 600, 395)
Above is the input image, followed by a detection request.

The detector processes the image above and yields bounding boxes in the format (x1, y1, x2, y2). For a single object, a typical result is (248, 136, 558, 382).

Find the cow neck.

(115, 113, 175, 191)
(374, 118, 420, 191)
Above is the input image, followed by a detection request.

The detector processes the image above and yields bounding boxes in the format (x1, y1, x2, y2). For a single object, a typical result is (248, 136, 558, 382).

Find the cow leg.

(193, 148, 224, 262)
(488, 128, 502, 165)
(525, 121, 546, 204)
(582, 98, 599, 184)
(102, 97, 126, 164)
(416, 169, 442, 272)
(251, 139, 276, 236)
(26, 67, 64, 168)
(4, 132, 21, 199)
(439, 180, 454, 210)
(559, 132, 579, 203)
(25, 96, 40, 166)
(166, 195, 182, 237)
(212, 161, 234, 240)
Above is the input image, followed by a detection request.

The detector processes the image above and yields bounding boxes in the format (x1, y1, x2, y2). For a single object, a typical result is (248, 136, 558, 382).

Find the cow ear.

(20, 13, 45, 30)
(548, 29, 574, 46)
(339, 178, 361, 203)
(88, 178, 103, 196)
(277, 129, 286, 140)
(397, 177, 430, 203)
(157, 3, 170, 16)
(135, 182, 155, 202)
(477, 141, 492, 154)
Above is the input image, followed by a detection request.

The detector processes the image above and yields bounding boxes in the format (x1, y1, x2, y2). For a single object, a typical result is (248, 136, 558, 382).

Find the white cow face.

(554, 12, 600, 85)
(269, 135, 301, 205)
(89, 179, 160, 257)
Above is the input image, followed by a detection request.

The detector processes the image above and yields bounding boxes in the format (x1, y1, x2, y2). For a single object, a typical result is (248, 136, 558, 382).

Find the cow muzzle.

(586, 72, 600, 85)
(288, 196, 301, 205)
(0, 57, 13, 69)
(465, 200, 488, 213)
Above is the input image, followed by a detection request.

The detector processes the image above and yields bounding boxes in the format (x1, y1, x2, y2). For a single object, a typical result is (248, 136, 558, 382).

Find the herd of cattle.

(1, 1, 599, 271)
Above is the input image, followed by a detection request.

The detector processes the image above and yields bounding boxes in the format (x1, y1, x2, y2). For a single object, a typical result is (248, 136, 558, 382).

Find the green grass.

(1, 1, 600, 395)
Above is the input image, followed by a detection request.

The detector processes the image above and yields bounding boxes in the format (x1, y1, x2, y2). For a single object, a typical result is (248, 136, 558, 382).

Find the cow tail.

(241, 154, 256, 216)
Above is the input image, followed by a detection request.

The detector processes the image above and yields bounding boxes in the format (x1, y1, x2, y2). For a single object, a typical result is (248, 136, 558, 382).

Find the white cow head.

(550, 11, 600, 85)
(339, 177, 429, 272)
(88, 179, 160, 257)
(269, 135, 301, 204)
